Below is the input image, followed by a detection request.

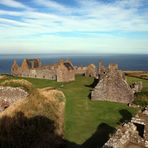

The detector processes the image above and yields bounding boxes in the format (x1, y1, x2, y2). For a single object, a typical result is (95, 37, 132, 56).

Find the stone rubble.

(102, 108, 148, 148)
(0, 86, 28, 111)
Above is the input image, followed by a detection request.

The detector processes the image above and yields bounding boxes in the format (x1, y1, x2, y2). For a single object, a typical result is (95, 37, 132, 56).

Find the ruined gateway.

(91, 63, 141, 104)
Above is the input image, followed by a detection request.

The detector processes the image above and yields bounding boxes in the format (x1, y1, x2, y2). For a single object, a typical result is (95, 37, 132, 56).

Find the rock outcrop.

(91, 64, 134, 104)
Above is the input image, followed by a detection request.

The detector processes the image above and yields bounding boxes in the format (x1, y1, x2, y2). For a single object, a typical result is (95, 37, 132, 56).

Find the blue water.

(0, 54, 148, 74)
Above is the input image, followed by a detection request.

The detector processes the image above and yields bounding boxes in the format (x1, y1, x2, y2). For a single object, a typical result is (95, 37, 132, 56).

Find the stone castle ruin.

(11, 58, 98, 82)
(91, 61, 143, 104)
(85, 64, 97, 77)
(11, 58, 142, 104)
(11, 59, 75, 82)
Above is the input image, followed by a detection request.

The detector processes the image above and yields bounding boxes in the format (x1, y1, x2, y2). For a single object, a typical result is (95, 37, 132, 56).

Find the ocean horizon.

(0, 53, 148, 74)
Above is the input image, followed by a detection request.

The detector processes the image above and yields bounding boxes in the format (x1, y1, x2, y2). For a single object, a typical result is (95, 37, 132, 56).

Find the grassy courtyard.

(17, 76, 139, 146)
(1, 75, 148, 147)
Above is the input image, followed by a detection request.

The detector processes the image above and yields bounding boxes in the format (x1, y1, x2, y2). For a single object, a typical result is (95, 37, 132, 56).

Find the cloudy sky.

(0, 0, 148, 54)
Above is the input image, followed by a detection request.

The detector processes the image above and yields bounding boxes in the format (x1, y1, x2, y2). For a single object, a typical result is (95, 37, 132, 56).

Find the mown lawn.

(1, 75, 147, 147)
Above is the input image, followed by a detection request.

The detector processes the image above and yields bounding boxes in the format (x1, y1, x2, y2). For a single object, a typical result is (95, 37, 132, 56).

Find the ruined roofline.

(29, 63, 57, 70)
(108, 63, 118, 70)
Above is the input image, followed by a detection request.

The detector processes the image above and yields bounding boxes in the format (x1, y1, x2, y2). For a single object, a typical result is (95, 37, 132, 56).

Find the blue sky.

(0, 0, 148, 54)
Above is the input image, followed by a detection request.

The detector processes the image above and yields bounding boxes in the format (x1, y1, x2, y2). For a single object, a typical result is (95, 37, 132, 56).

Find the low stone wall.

(0, 86, 28, 111)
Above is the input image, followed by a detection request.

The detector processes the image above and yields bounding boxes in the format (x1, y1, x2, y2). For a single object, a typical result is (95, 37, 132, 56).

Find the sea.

(0, 54, 148, 74)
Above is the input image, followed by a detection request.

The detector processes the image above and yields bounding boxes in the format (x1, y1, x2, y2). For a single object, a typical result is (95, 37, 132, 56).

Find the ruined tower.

(98, 60, 106, 79)
(11, 60, 21, 76)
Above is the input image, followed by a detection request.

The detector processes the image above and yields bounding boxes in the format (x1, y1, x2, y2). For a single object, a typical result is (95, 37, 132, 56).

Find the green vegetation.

(0, 79, 33, 93)
(1, 75, 148, 147)
(0, 78, 65, 148)
(126, 76, 148, 107)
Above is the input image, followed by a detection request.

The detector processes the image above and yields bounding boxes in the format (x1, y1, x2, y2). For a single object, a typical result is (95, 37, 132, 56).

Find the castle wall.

(57, 64, 75, 82)
(22, 69, 57, 80)
(85, 64, 96, 77)
(74, 66, 87, 75)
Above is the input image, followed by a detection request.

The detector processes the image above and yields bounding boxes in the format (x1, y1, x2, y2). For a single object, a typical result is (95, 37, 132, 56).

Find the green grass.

(1, 75, 148, 147)
(126, 76, 148, 106)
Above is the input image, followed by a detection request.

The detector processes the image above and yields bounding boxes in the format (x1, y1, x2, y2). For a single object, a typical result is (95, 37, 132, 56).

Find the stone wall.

(57, 63, 75, 82)
(74, 66, 87, 75)
(11, 59, 75, 82)
(103, 108, 148, 148)
(85, 64, 96, 77)
(91, 64, 134, 104)
(22, 68, 57, 80)
(102, 123, 144, 148)
(130, 82, 143, 93)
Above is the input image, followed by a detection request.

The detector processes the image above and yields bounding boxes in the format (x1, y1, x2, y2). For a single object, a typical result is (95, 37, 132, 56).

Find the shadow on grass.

(0, 112, 63, 148)
(119, 109, 132, 124)
(85, 78, 99, 99)
(0, 112, 116, 148)
(64, 123, 116, 148)
(85, 78, 99, 89)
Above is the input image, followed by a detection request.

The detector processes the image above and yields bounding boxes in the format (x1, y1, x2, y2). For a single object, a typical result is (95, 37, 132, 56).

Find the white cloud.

(0, 34, 148, 54)
(0, 10, 22, 16)
(0, 0, 147, 53)
(0, 0, 29, 9)
(35, 0, 74, 13)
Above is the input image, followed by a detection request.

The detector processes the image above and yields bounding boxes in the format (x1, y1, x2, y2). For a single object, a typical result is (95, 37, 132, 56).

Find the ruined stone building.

(75, 64, 97, 78)
(85, 64, 97, 77)
(74, 66, 87, 75)
(91, 63, 140, 104)
(11, 59, 75, 82)
(103, 108, 148, 148)
(56, 60, 75, 82)
(98, 60, 106, 79)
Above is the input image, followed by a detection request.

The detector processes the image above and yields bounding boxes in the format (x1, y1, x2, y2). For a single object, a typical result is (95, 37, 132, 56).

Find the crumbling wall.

(11, 59, 75, 82)
(74, 66, 87, 75)
(85, 64, 96, 77)
(57, 60, 75, 82)
(103, 108, 148, 148)
(130, 82, 143, 93)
